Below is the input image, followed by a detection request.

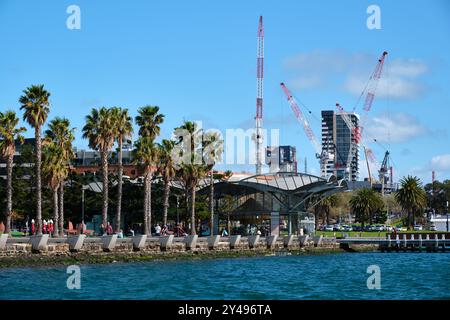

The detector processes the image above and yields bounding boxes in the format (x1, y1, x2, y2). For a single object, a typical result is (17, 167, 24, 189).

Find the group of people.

(29, 219, 56, 235)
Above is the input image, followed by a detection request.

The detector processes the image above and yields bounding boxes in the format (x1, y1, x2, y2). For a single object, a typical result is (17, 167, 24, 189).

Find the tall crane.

(254, 16, 264, 175)
(280, 82, 331, 176)
(334, 51, 388, 180)
(354, 51, 388, 141)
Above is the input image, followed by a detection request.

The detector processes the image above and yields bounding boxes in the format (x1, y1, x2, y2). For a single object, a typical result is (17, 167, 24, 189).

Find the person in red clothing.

(31, 219, 35, 235)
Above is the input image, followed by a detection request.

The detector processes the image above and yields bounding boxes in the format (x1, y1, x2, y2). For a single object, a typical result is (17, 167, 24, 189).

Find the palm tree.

(134, 106, 164, 235)
(19, 84, 50, 235)
(320, 195, 338, 225)
(349, 188, 384, 230)
(157, 139, 176, 226)
(174, 121, 210, 235)
(203, 130, 224, 236)
(82, 107, 116, 231)
(42, 143, 67, 237)
(395, 176, 427, 230)
(0, 111, 26, 234)
(44, 117, 75, 237)
(111, 107, 133, 233)
(134, 137, 159, 234)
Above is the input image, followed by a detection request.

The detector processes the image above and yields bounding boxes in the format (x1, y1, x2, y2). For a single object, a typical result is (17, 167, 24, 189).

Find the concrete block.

(247, 235, 260, 248)
(102, 234, 117, 252)
(298, 235, 309, 247)
(283, 235, 294, 248)
(184, 235, 198, 250)
(159, 235, 174, 251)
(266, 235, 278, 249)
(68, 234, 86, 252)
(313, 235, 323, 247)
(132, 234, 147, 250)
(208, 235, 220, 249)
(30, 234, 49, 252)
(0, 234, 8, 250)
(229, 235, 241, 249)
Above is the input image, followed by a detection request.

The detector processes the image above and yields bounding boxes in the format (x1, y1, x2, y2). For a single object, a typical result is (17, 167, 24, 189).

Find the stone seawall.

(0, 234, 378, 268)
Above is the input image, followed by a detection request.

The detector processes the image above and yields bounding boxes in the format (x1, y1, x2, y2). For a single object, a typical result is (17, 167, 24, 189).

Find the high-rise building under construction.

(321, 110, 360, 181)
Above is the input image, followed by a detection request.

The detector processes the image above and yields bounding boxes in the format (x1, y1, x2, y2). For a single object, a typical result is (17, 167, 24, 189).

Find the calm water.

(1, 252, 449, 300)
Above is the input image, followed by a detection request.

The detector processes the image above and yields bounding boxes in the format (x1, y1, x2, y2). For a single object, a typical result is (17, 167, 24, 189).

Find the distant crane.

(254, 16, 264, 175)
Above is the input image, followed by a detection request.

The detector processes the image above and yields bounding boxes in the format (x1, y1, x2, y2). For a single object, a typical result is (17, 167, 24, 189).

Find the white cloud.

(283, 50, 428, 99)
(364, 113, 427, 143)
(431, 154, 450, 171)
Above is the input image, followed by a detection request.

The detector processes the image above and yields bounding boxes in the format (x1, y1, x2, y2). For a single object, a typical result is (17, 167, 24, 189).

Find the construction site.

(252, 16, 396, 195)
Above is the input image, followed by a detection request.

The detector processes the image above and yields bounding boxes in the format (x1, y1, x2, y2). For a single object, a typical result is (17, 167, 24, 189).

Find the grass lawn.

(316, 231, 387, 238)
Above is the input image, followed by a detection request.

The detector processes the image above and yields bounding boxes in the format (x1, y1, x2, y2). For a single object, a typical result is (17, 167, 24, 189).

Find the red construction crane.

(254, 16, 264, 175)
(354, 51, 388, 141)
(280, 82, 330, 176)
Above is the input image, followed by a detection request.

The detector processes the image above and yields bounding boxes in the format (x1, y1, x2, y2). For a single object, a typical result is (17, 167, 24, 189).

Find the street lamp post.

(176, 195, 180, 237)
(446, 201, 449, 232)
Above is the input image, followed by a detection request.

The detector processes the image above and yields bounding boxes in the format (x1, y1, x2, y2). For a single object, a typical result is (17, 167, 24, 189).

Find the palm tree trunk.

(148, 170, 152, 233)
(162, 177, 170, 226)
(59, 180, 65, 237)
(143, 170, 151, 235)
(191, 184, 196, 235)
(314, 206, 319, 230)
(115, 137, 123, 233)
(210, 170, 214, 236)
(35, 126, 43, 236)
(5, 154, 13, 234)
(53, 186, 59, 237)
(101, 150, 109, 230)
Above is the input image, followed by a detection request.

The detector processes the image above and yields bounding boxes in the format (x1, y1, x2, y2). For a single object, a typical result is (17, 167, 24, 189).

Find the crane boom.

(280, 82, 321, 156)
(357, 51, 388, 139)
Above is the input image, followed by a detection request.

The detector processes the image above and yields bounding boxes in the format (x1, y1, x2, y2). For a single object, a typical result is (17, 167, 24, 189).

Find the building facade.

(321, 110, 359, 181)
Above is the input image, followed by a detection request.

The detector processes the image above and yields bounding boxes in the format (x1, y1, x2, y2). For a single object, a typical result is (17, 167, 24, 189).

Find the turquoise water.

(1, 252, 449, 300)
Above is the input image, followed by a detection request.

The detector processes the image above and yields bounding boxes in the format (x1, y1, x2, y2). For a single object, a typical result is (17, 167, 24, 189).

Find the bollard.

(229, 235, 241, 249)
(313, 235, 323, 247)
(298, 235, 309, 247)
(159, 235, 174, 251)
(102, 234, 118, 252)
(266, 235, 278, 249)
(132, 234, 147, 251)
(283, 235, 294, 248)
(30, 234, 49, 252)
(68, 234, 86, 252)
(0, 234, 8, 250)
(247, 235, 260, 249)
(184, 235, 198, 250)
(208, 235, 221, 249)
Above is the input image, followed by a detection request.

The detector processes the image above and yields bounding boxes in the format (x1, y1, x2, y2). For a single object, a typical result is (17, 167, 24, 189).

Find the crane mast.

(255, 16, 264, 175)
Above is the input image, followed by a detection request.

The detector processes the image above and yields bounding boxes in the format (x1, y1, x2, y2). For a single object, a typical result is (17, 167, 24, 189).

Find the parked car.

(429, 225, 437, 231)
(325, 225, 334, 232)
(413, 225, 423, 231)
(352, 225, 362, 232)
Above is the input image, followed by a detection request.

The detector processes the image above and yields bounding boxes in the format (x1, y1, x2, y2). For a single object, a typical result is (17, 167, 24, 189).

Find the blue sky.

(1, 0, 449, 183)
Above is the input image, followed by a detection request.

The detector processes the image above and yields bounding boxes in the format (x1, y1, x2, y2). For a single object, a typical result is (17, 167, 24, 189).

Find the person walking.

(155, 224, 161, 236)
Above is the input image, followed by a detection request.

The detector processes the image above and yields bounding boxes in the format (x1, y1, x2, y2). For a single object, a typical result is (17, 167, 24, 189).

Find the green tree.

(203, 130, 223, 236)
(134, 106, 164, 235)
(19, 84, 50, 235)
(157, 139, 176, 226)
(111, 107, 133, 233)
(395, 175, 427, 230)
(82, 107, 116, 231)
(349, 188, 384, 229)
(42, 143, 67, 236)
(0, 111, 26, 233)
(44, 117, 75, 236)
